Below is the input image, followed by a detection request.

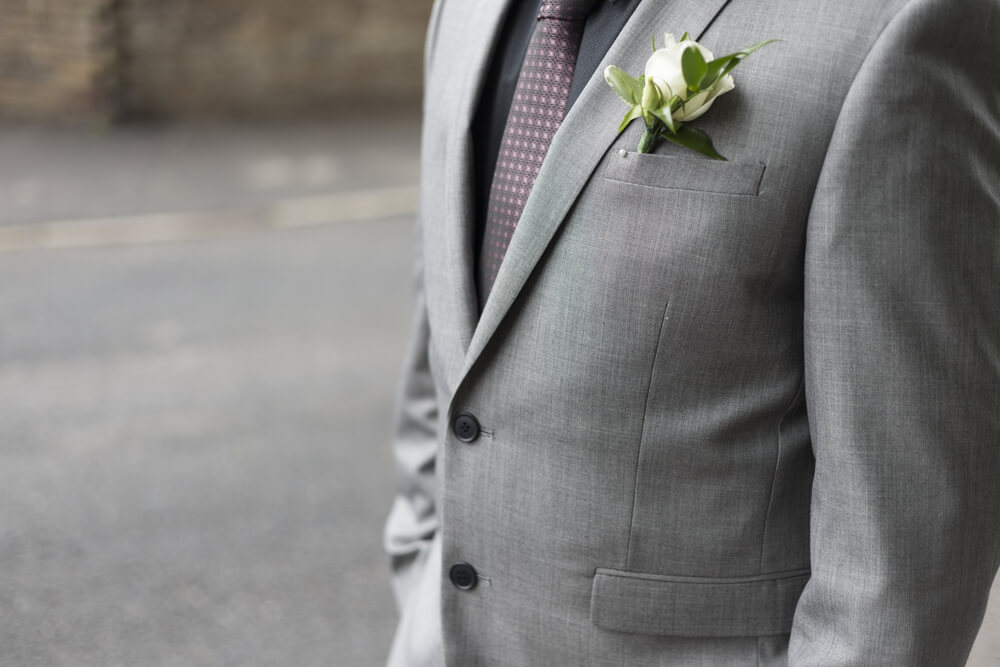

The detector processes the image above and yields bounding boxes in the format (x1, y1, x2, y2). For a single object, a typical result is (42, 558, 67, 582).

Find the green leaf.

(604, 66, 642, 105)
(617, 104, 644, 133)
(680, 32, 690, 42)
(667, 94, 686, 118)
(661, 125, 727, 160)
(711, 38, 780, 67)
(650, 102, 677, 135)
(681, 46, 707, 91)
(702, 38, 779, 86)
(699, 59, 727, 91)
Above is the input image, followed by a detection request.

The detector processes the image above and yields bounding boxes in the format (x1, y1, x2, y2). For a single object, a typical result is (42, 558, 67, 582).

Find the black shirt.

(471, 0, 643, 262)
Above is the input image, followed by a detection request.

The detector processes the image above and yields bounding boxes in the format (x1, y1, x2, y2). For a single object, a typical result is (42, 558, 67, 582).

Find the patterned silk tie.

(477, 0, 598, 309)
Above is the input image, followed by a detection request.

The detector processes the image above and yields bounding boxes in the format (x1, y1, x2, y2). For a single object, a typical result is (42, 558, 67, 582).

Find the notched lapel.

(457, 0, 737, 384)
(424, 0, 515, 393)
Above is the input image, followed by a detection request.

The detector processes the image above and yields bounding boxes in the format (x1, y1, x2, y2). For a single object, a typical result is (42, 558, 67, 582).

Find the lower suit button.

(449, 562, 478, 591)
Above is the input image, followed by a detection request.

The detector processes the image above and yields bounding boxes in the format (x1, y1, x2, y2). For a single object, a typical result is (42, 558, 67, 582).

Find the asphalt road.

(0, 219, 409, 666)
(0, 119, 995, 666)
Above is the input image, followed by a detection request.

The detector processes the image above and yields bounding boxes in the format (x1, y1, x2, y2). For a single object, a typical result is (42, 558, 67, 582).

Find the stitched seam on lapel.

(757, 374, 806, 572)
(698, 0, 736, 39)
(624, 299, 673, 568)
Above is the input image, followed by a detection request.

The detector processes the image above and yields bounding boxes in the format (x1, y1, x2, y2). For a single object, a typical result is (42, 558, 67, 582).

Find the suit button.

(449, 562, 478, 591)
(452, 413, 480, 443)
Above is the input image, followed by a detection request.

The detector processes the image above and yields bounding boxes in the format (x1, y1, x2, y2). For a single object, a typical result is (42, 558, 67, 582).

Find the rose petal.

(705, 74, 735, 104)
(644, 36, 724, 121)
(674, 89, 713, 122)
(645, 51, 687, 101)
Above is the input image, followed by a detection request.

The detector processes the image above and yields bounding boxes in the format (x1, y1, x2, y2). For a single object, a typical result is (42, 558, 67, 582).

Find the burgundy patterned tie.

(477, 0, 598, 308)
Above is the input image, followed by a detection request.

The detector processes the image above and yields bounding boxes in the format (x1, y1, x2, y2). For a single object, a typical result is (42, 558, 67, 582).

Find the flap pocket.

(604, 152, 766, 196)
(590, 567, 809, 637)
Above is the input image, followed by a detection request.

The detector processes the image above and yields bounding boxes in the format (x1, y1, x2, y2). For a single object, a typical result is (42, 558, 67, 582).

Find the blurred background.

(0, 1, 995, 665)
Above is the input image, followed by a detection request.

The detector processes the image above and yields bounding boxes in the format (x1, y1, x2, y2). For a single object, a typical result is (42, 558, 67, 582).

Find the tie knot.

(537, 0, 598, 23)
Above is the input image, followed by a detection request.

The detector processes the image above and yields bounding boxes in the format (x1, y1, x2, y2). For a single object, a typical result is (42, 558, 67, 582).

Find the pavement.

(0, 117, 416, 667)
(0, 115, 996, 666)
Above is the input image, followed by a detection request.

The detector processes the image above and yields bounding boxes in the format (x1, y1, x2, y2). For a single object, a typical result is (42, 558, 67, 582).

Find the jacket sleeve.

(790, 0, 1000, 664)
(382, 0, 449, 614)
(382, 212, 441, 612)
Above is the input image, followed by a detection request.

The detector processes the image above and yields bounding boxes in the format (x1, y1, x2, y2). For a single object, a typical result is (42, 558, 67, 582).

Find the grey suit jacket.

(384, 0, 1000, 665)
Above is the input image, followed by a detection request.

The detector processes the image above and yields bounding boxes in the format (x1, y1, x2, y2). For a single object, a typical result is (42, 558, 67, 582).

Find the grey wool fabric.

(383, 0, 1000, 665)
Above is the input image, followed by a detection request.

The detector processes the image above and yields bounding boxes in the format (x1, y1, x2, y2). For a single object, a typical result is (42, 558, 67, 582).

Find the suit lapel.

(458, 0, 735, 383)
(427, 0, 515, 391)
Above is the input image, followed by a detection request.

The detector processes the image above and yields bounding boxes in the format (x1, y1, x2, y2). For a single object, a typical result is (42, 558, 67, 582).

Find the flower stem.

(638, 126, 661, 154)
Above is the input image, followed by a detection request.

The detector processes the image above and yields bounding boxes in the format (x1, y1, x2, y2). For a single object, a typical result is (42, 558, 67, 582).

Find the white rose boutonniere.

(604, 33, 776, 159)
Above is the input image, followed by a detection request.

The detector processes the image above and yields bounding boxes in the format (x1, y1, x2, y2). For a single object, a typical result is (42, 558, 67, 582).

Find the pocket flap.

(590, 567, 809, 637)
(604, 152, 766, 196)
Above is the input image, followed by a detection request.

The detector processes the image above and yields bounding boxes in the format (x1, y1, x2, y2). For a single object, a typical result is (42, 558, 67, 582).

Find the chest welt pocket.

(590, 567, 810, 637)
(604, 152, 766, 196)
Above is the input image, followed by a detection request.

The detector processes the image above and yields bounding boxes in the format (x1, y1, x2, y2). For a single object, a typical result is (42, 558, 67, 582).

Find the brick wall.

(0, 0, 117, 121)
(0, 0, 435, 121)
(123, 0, 433, 118)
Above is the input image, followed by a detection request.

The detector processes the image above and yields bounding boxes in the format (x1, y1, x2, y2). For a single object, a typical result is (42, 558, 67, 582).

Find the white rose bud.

(644, 33, 735, 122)
(640, 76, 662, 124)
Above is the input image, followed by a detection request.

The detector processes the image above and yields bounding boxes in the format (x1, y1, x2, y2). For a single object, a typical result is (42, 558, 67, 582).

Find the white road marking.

(0, 184, 418, 252)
